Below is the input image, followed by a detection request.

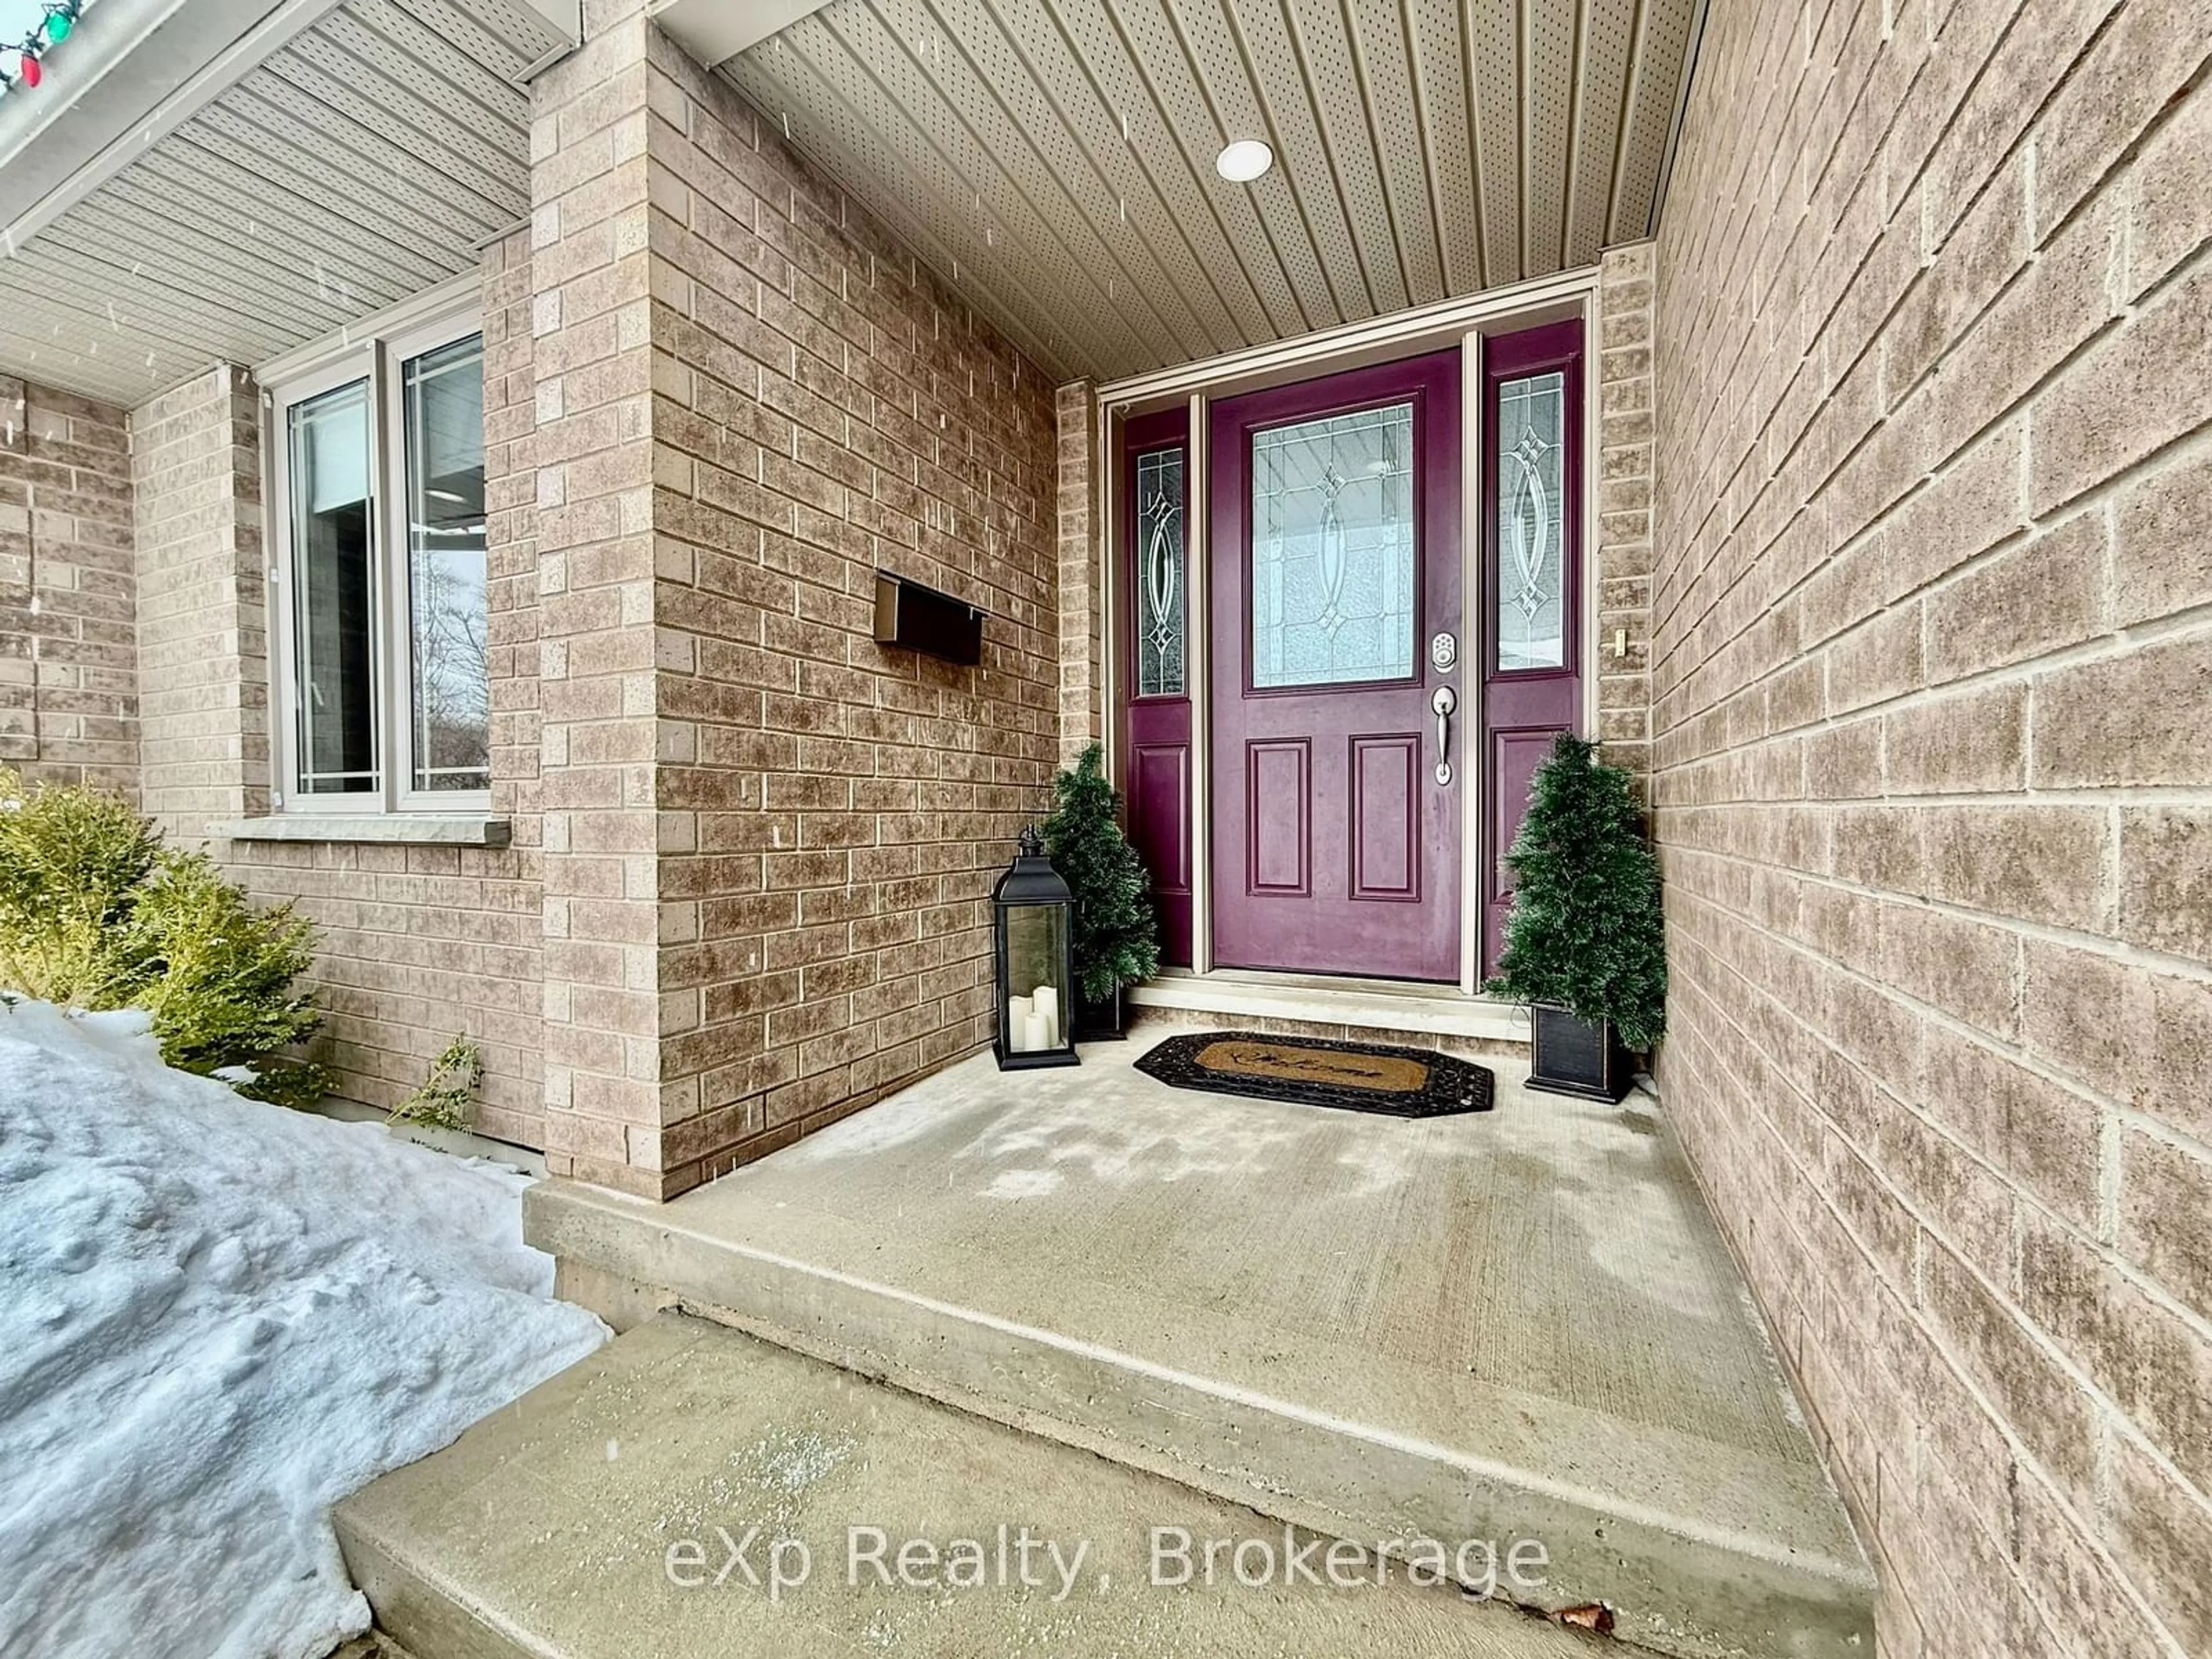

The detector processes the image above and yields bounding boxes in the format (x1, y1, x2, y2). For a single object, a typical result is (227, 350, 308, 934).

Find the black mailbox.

(873, 571, 984, 666)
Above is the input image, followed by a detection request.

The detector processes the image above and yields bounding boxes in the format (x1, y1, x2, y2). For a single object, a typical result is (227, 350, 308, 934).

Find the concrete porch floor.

(525, 1031, 1874, 1658)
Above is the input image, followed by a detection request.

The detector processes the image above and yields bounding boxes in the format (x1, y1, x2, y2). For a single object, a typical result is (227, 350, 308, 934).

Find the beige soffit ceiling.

(717, 0, 1706, 385)
(0, 0, 571, 408)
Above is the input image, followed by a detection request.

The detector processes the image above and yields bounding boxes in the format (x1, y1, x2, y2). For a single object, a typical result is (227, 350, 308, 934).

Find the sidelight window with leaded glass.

(1494, 370, 1567, 672)
(1132, 446, 1187, 699)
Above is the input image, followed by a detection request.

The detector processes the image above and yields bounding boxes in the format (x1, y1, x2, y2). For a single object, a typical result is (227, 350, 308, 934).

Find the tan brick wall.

(483, 228, 547, 854)
(132, 366, 267, 831)
(129, 297, 548, 1145)
(216, 831, 546, 1141)
(1055, 380, 1103, 762)
(1594, 243, 1656, 787)
(1649, 2, 2212, 1654)
(221, 240, 548, 1145)
(524, 2, 1062, 1197)
(645, 27, 1059, 1195)
(0, 378, 138, 796)
(525, 0, 665, 1191)
(29, 0, 1060, 1174)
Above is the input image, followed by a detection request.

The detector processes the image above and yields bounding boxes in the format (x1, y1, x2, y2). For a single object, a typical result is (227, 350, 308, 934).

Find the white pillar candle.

(1024, 1010, 1052, 1054)
(1005, 995, 1032, 1052)
(1032, 985, 1059, 1048)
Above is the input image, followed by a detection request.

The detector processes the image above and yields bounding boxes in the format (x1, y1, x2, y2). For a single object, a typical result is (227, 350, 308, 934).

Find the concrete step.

(524, 1044, 1875, 1659)
(336, 1313, 1620, 1659)
(1127, 972, 1532, 1051)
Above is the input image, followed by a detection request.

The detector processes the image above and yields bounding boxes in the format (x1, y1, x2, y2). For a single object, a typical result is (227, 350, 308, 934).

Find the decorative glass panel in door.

(1250, 403, 1416, 689)
(1494, 370, 1567, 671)
(1479, 321, 1585, 976)
(1134, 446, 1186, 699)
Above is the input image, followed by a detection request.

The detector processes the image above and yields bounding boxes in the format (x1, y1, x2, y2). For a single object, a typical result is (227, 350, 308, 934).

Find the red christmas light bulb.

(20, 55, 40, 88)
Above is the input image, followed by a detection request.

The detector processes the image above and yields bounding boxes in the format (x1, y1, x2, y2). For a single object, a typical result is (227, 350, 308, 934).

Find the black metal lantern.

(992, 825, 1081, 1070)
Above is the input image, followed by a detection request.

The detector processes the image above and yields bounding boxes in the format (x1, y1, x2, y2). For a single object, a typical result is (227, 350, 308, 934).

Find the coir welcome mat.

(1135, 1031, 1494, 1119)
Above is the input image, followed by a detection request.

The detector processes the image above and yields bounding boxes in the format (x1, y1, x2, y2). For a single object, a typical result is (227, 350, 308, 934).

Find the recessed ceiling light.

(1215, 139, 1274, 183)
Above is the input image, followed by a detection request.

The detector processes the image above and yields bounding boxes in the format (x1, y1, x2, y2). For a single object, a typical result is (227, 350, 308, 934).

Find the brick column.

(526, 1, 1060, 1199)
(639, 24, 1057, 1195)
(1055, 380, 1101, 763)
(482, 228, 545, 859)
(1593, 241, 1654, 792)
(131, 365, 268, 836)
(528, 0, 667, 1194)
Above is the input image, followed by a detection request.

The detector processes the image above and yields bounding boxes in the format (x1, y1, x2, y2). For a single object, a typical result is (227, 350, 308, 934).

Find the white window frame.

(265, 293, 488, 817)
(385, 310, 494, 815)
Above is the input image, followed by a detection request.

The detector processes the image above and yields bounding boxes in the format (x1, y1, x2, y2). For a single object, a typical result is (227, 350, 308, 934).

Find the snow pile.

(0, 999, 609, 1659)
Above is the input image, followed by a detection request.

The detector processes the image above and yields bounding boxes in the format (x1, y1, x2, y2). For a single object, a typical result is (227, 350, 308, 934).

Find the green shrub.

(0, 766, 160, 1005)
(126, 851, 331, 1108)
(389, 1035, 482, 1132)
(0, 768, 332, 1107)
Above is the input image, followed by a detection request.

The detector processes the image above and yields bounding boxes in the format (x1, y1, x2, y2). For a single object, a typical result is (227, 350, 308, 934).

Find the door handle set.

(1430, 684, 1457, 786)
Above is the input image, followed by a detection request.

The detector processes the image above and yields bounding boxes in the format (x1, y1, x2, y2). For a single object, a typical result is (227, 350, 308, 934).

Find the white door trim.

(1183, 391, 1215, 975)
(1458, 327, 1487, 997)
(1097, 266, 1598, 411)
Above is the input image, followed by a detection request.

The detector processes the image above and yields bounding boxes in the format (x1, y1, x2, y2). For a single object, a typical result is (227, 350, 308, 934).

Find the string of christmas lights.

(2, 3, 83, 96)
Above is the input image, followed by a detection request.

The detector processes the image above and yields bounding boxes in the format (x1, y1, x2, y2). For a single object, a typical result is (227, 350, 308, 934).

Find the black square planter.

(1074, 984, 1128, 1042)
(1525, 1005, 1634, 1102)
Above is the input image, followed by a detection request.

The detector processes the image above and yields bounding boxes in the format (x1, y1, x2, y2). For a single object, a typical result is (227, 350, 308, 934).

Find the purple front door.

(1209, 349, 1463, 981)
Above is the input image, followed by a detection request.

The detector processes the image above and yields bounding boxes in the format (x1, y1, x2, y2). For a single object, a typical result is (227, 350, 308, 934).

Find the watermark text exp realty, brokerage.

(663, 1522, 1552, 1604)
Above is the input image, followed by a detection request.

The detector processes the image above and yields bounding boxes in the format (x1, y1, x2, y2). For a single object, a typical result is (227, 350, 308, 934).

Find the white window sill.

(209, 815, 511, 848)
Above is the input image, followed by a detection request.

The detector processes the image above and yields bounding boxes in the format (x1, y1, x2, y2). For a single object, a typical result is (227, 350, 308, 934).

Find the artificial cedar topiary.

(1041, 742, 1162, 1007)
(1481, 734, 1668, 1051)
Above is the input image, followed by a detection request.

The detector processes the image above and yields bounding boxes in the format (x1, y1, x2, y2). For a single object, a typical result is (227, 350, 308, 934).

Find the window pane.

(1251, 403, 1415, 690)
(403, 336, 489, 793)
(1495, 370, 1567, 672)
(1134, 447, 1185, 698)
(289, 381, 377, 796)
